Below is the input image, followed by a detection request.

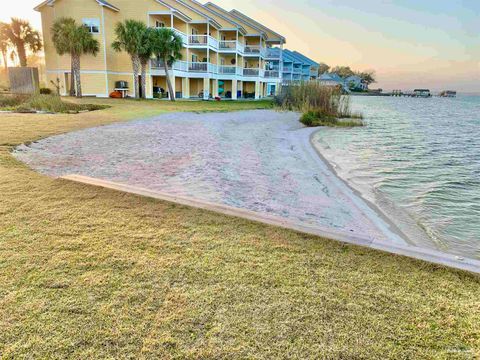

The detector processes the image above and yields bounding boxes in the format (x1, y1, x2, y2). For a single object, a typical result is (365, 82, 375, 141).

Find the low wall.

(8, 67, 40, 94)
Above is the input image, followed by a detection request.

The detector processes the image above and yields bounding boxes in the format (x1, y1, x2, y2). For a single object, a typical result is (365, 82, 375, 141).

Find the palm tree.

(3, 18, 42, 67)
(51, 17, 99, 97)
(150, 28, 183, 101)
(138, 28, 155, 99)
(112, 20, 149, 99)
(0, 22, 10, 74)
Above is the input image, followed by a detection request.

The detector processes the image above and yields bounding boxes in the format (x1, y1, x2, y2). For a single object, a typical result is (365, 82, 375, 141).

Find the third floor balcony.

(244, 45, 267, 57)
(188, 35, 219, 49)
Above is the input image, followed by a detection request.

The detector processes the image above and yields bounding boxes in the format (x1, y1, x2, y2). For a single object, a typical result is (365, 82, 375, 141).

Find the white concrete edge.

(61, 174, 480, 275)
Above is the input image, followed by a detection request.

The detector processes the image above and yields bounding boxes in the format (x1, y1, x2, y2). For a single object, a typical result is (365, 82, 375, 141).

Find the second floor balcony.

(243, 68, 265, 77)
(264, 70, 280, 79)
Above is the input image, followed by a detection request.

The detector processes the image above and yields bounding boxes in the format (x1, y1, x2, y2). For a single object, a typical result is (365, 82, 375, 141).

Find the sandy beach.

(13, 110, 407, 246)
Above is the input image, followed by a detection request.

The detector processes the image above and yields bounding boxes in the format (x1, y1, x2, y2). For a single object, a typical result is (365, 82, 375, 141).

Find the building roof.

(34, 0, 119, 12)
(204, 2, 268, 40)
(184, 0, 247, 34)
(282, 49, 304, 65)
(160, 0, 222, 28)
(229, 9, 285, 44)
(292, 51, 319, 67)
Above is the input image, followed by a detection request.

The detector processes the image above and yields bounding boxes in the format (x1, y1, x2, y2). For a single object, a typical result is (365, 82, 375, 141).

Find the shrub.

(39, 88, 53, 95)
(0, 94, 28, 108)
(300, 110, 364, 128)
(0, 94, 109, 113)
(19, 94, 109, 113)
(275, 82, 364, 127)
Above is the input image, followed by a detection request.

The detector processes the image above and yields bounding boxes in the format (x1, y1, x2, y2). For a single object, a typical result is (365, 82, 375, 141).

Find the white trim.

(101, 6, 109, 97)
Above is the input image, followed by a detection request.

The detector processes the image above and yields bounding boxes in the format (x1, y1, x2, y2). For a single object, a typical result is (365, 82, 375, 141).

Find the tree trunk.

(164, 57, 175, 102)
(131, 55, 140, 99)
(69, 54, 76, 97)
(140, 60, 147, 99)
(73, 54, 82, 98)
(16, 42, 27, 67)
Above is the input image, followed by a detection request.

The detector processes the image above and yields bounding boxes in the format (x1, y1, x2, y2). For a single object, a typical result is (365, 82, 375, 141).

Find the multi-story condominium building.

(36, 0, 319, 99)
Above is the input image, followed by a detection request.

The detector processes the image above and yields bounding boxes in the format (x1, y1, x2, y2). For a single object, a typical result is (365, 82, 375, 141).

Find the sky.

(2, 0, 479, 92)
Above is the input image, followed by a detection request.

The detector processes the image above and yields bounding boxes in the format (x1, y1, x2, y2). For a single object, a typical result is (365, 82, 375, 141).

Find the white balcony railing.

(266, 48, 281, 59)
(219, 40, 245, 53)
(264, 70, 280, 78)
(219, 40, 236, 50)
(243, 68, 265, 77)
(188, 35, 218, 49)
(189, 62, 217, 73)
(218, 65, 237, 75)
(244, 45, 266, 57)
(151, 59, 188, 72)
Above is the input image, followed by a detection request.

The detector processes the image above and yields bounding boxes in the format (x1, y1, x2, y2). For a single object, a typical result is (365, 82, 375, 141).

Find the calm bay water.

(313, 95, 480, 258)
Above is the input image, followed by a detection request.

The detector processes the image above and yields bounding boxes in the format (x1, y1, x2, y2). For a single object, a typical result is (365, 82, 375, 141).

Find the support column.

(212, 79, 219, 98)
(182, 77, 190, 99)
(255, 80, 261, 99)
(169, 75, 176, 100)
(203, 77, 210, 100)
(232, 80, 238, 100)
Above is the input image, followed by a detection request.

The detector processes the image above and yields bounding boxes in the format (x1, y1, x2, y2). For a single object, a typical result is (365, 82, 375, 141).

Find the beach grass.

(1, 98, 479, 359)
(276, 82, 365, 127)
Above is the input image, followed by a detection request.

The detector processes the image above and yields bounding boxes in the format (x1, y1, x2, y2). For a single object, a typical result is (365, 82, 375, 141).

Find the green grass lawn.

(0, 98, 479, 359)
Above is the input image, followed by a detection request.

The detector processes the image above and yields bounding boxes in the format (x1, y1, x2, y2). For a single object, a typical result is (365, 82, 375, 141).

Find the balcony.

(243, 68, 265, 77)
(266, 48, 282, 59)
(302, 67, 311, 75)
(188, 35, 219, 49)
(189, 62, 216, 73)
(264, 70, 280, 79)
(219, 40, 244, 53)
(244, 45, 266, 57)
(151, 59, 215, 73)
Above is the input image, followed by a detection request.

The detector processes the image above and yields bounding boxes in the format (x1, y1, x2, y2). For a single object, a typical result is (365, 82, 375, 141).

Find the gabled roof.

(160, 0, 222, 28)
(186, 0, 247, 35)
(154, 0, 193, 23)
(230, 9, 285, 44)
(34, 0, 119, 12)
(283, 49, 304, 65)
(292, 51, 319, 67)
(204, 2, 268, 40)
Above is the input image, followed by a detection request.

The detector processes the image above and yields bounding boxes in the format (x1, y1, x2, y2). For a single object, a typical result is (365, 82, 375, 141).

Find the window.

(83, 18, 100, 34)
(192, 54, 198, 63)
(155, 21, 165, 28)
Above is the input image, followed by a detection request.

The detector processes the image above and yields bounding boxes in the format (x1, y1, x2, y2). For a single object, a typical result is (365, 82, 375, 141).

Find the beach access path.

(14, 110, 403, 246)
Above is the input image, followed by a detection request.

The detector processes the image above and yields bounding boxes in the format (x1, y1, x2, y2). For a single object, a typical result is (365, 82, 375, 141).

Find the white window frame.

(192, 54, 198, 63)
(83, 18, 100, 34)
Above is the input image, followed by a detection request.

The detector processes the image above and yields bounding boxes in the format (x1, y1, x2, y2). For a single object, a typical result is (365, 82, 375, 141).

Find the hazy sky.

(2, 0, 479, 91)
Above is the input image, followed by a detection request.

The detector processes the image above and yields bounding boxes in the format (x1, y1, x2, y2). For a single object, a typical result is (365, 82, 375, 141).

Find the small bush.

(1, 94, 109, 113)
(0, 94, 28, 108)
(39, 88, 53, 95)
(300, 110, 364, 127)
(19, 94, 109, 113)
(275, 82, 364, 127)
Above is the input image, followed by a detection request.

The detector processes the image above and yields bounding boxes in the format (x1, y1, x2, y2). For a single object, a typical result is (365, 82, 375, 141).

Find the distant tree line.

(317, 63, 376, 85)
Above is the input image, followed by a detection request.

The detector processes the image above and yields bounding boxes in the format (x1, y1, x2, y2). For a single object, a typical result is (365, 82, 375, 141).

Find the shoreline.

(309, 128, 480, 273)
(12, 109, 480, 274)
(308, 130, 412, 245)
